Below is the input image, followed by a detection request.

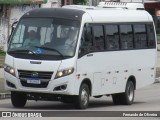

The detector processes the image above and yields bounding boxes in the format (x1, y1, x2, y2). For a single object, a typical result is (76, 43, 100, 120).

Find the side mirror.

(8, 21, 18, 44)
(11, 21, 18, 34)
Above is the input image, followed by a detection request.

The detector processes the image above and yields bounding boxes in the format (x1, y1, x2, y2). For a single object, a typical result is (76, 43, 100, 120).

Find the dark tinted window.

(80, 24, 93, 54)
(105, 25, 119, 50)
(120, 25, 133, 49)
(93, 25, 104, 51)
(79, 23, 155, 57)
(146, 24, 156, 48)
(134, 24, 147, 48)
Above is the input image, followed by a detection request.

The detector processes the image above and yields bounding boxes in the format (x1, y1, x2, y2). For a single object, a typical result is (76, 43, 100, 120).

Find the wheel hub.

(128, 85, 134, 101)
(81, 89, 88, 106)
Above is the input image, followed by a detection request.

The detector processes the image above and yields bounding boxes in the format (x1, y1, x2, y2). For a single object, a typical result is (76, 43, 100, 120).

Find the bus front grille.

(18, 70, 53, 88)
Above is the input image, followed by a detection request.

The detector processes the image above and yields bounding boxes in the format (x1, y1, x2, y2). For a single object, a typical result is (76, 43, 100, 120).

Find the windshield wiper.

(33, 46, 64, 59)
(8, 49, 36, 55)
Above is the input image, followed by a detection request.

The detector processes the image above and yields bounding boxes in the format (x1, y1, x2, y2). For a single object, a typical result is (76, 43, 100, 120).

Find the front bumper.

(4, 72, 77, 95)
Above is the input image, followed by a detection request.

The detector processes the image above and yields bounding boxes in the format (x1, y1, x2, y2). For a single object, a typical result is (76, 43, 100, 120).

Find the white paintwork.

(98, 2, 144, 10)
(4, 5, 157, 97)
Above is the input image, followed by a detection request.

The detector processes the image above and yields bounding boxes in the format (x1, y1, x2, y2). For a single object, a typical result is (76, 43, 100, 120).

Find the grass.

(0, 50, 6, 67)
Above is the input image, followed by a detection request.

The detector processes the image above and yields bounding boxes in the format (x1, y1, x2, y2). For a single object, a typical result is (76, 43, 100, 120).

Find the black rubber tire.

(112, 81, 135, 105)
(11, 91, 27, 108)
(74, 84, 90, 109)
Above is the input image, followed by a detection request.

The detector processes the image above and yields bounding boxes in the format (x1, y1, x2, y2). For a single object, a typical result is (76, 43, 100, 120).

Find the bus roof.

(23, 4, 153, 23)
(22, 8, 85, 21)
(63, 4, 153, 23)
(83, 9, 152, 23)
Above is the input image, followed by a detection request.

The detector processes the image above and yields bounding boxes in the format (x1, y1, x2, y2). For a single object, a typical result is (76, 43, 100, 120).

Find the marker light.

(55, 68, 74, 79)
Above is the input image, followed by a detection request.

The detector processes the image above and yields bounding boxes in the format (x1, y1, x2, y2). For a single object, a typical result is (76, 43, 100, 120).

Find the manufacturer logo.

(30, 61, 42, 64)
(31, 72, 39, 78)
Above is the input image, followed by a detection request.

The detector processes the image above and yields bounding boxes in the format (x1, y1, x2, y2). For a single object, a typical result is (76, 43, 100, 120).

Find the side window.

(105, 25, 119, 50)
(12, 24, 25, 44)
(80, 24, 93, 54)
(134, 24, 147, 48)
(146, 24, 156, 48)
(120, 25, 133, 49)
(93, 25, 104, 51)
(10, 24, 25, 49)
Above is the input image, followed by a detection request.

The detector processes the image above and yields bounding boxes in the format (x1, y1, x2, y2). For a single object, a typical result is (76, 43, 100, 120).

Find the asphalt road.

(0, 82, 160, 120)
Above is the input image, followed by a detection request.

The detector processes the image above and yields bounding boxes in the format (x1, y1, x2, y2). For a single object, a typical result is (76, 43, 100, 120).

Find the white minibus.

(4, 2, 157, 109)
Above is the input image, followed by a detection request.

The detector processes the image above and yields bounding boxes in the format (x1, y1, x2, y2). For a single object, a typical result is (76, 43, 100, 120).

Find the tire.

(74, 84, 90, 109)
(112, 81, 135, 105)
(11, 91, 27, 108)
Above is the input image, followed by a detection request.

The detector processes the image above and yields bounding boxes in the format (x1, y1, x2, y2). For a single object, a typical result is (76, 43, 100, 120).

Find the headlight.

(4, 64, 16, 76)
(55, 68, 74, 79)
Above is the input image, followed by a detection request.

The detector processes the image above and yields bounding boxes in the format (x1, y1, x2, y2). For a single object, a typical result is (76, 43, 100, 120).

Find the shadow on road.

(9, 99, 146, 110)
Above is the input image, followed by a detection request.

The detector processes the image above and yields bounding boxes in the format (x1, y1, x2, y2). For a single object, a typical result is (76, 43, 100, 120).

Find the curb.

(0, 93, 11, 99)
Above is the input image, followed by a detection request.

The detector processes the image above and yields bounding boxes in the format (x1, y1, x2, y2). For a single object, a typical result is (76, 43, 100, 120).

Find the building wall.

(41, 0, 61, 8)
(10, 4, 39, 25)
(0, 5, 8, 51)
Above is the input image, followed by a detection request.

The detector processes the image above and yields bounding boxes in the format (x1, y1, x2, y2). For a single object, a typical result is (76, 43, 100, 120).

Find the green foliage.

(0, 48, 5, 67)
(73, 0, 87, 5)
(0, 47, 6, 56)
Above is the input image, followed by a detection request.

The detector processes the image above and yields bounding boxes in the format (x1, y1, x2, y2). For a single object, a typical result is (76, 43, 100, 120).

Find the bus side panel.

(76, 49, 156, 96)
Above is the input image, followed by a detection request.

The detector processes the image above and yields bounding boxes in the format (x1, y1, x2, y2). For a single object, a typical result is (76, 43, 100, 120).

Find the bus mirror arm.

(11, 21, 18, 34)
(8, 21, 18, 44)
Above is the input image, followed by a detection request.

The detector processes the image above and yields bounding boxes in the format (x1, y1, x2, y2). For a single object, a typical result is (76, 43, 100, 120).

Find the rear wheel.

(11, 91, 27, 108)
(74, 84, 90, 109)
(112, 81, 135, 105)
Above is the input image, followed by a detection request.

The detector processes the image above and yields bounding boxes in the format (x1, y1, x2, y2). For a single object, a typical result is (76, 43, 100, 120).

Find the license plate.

(27, 78, 41, 84)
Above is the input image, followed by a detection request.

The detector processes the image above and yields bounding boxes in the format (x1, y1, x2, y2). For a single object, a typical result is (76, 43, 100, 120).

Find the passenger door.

(76, 24, 106, 96)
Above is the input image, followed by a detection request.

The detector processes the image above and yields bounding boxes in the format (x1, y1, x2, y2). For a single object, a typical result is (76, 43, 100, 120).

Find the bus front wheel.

(11, 91, 27, 108)
(112, 81, 135, 105)
(74, 84, 90, 109)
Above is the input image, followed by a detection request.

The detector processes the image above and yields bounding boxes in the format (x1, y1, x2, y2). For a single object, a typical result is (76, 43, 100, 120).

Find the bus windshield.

(8, 18, 80, 58)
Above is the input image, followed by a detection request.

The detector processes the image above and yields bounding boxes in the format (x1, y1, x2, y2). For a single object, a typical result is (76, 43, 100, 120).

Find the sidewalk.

(158, 44, 160, 51)
(156, 48, 160, 77)
(0, 68, 3, 79)
(0, 68, 4, 93)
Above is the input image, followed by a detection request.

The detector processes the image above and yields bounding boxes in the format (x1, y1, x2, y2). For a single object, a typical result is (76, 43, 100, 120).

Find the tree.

(73, 0, 87, 5)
